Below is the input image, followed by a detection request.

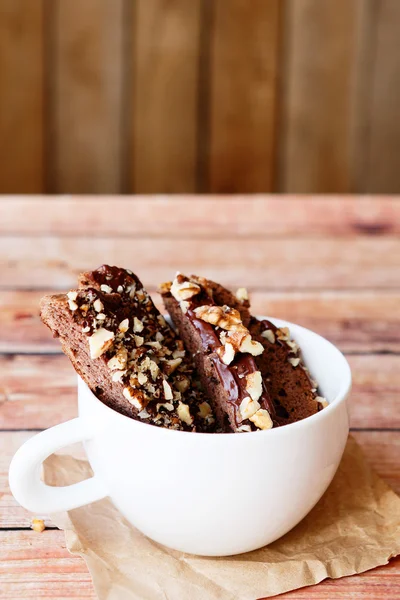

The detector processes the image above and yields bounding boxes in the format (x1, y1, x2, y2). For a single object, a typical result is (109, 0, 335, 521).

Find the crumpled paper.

(43, 436, 400, 600)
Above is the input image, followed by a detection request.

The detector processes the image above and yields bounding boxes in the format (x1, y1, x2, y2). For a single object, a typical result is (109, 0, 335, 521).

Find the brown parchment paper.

(43, 436, 400, 600)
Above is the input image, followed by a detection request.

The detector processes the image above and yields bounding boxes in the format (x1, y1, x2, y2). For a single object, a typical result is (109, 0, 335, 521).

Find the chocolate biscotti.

(40, 266, 215, 432)
(160, 273, 326, 432)
(160, 273, 277, 432)
(248, 317, 326, 426)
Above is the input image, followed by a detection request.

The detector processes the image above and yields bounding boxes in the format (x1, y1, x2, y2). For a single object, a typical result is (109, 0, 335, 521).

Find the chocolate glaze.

(84, 264, 141, 291)
(187, 305, 276, 427)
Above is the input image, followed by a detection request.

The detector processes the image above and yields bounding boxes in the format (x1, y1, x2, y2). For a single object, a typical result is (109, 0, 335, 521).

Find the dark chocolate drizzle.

(186, 302, 276, 427)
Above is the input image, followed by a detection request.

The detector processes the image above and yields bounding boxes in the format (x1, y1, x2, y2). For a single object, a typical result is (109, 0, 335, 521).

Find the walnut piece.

(170, 274, 201, 301)
(316, 396, 329, 408)
(123, 387, 144, 410)
(162, 379, 173, 400)
(288, 357, 301, 367)
(249, 409, 273, 430)
(177, 402, 193, 425)
(245, 371, 263, 401)
(261, 329, 275, 344)
(89, 328, 115, 359)
(31, 518, 45, 533)
(118, 319, 129, 333)
(239, 396, 261, 420)
(195, 304, 264, 360)
(235, 287, 248, 302)
(194, 305, 242, 330)
(107, 346, 128, 371)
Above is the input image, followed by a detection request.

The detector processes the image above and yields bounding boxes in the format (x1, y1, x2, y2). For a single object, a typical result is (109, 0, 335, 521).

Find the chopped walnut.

(133, 317, 143, 333)
(170, 274, 201, 301)
(31, 518, 45, 533)
(93, 298, 104, 313)
(286, 340, 299, 354)
(134, 335, 144, 347)
(288, 357, 301, 367)
(118, 319, 129, 333)
(238, 334, 264, 356)
(261, 329, 275, 344)
(236, 424, 252, 433)
(162, 379, 173, 400)
(107, 346, 128, 370)
(239, 396, 261, 420)
(195, 304, 264, 361)
(316, 396, 329, 408)
(235, 287, 248, 302)
(216, 341, 235, 365)
(89, 328, 114, 359)
(194, 305, 242, 330)
(245, 371, 263, 401)
(112, 369, 126, 382)
(67, 291, 78, 311)
(249, 409, 273, 430)
(276, 327, 290, 341)
(198, 401, 212, 419)
(100, 284, 113, 293)
(123, 387, 144, 410)
(164, 357, 182, 375)
(177, 402, 193, 425)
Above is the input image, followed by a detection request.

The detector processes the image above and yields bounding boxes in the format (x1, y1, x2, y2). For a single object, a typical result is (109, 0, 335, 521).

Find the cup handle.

(9, 417, 108, 514)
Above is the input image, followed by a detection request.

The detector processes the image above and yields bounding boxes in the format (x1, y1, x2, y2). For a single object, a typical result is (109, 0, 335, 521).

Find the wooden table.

(1, 195, 399, 599)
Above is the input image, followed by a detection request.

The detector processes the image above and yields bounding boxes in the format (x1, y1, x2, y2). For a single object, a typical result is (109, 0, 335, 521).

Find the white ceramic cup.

(9, 317, 351, 556)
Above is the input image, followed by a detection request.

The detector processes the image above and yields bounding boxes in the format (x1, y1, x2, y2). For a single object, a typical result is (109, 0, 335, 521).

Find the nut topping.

(194, 304, 264, 361)
(245, 371, 263, 401)
(162, 379, 173, 400)
(100, 284, 113, 293)
(170, 274, 201, 301)
(239, 396, 261, 420)
(67, 291, 78, 311)
(261, 329, 275, 344)
(123, 387, 145, 410)
(288, 357, 301, 367)
(93, 298, 104, 313)
(235, 287, 248, 302)
(198, 401, 212, 418)
(249, 409, 273, 430)
(89, 328, 115, 359)
(107, 346, 128, 370)
(177, 402, 193, 425)
(316, 396, 329, 408)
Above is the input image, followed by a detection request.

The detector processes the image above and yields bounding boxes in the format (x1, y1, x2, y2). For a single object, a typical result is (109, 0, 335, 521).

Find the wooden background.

(1, 0, 400, 195)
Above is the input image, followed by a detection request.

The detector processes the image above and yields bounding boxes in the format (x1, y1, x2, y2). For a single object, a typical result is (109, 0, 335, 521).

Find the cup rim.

(79, 316, 352, 438)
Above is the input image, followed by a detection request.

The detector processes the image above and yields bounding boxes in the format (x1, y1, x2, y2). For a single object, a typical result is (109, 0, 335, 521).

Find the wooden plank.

(0, 0, 43, 193)
(0, 355, 77, 430)
(1, 290, 399, 354)
(0, 530, 398, 600)
(279, 0, 360, 193)
(1, 354, 399, 431)
(50, 0, 123, 193)
(1, 196, 399, 236)
(365, 0, 400, 193)
(0, 531, 95, 600)
(209, 0, 280, 193)
(0, 236, 399, 291)
(132, 0, 201, 193)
